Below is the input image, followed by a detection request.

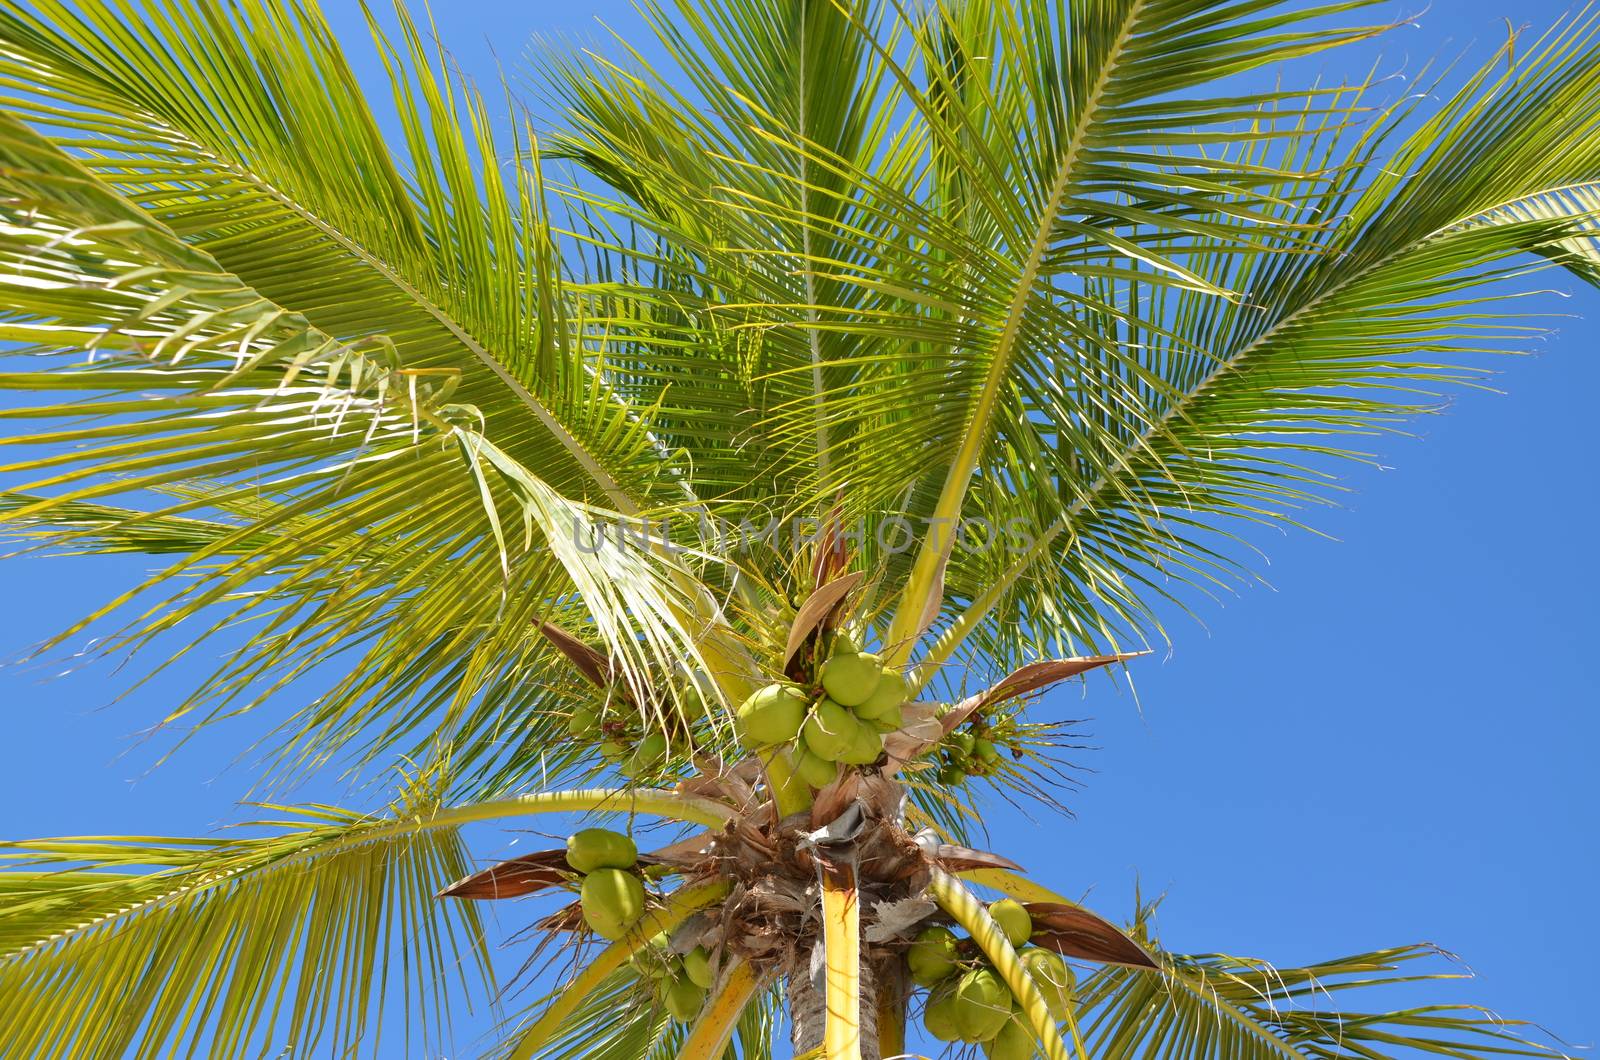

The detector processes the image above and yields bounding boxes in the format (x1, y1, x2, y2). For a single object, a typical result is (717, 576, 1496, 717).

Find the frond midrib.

(891, 0, 1150, 653)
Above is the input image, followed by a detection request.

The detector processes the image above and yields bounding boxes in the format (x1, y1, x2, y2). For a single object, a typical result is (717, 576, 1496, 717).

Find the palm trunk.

(787, 940, 881, 1059)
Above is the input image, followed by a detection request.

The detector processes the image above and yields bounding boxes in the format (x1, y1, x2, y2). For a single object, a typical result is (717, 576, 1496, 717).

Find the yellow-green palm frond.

(0, 27, 744, 779)
(1079, 942, 1567, 1060)
(0, 781, 488, 1058)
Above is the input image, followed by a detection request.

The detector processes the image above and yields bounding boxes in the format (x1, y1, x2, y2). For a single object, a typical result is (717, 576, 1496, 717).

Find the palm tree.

(0, 0, 1593, 1056)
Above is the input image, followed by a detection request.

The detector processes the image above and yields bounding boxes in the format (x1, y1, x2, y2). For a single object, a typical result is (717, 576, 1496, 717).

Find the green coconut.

(975, 737, 1000, 764)
(566, 704, 598, 737)
(988, 898, 1033, 947)
(673, 681, 711, 720)
(907, 925, 961, 986)
(855, 669, 909, 720)
(948, 729, 977, 757)
(579, 868, 645, 939)
(663, 976, 707, 1022)
(953, 966, 1013, 1043)
(801, 698, 857, 761)
(937, 763, 967, 785)
(1021, 947, 1075, 1020)
(567, 828, 638, 873)
(621, 730, 670, 778)
(600, 737, 631, 762)
(923, 982, 962, 1042)
(794, 747, 839, 788)
(819, 651, 883, 707)
(736, 683, 809, 747)
(682, 945, 714, 989)
(983, 1016, 1033, 1060)
(830, 630, 861, 656)
(867, 701, 904, 733)
(838, 722, 884, 766)
(630, 933, 673, 979)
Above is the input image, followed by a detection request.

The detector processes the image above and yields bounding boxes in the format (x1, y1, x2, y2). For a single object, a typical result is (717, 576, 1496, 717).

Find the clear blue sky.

(1, 1, 1594, 1056)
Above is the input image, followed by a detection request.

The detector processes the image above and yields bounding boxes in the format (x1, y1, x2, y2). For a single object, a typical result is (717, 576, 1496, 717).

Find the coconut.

(988, 899, 1033, 947)
(682, 945, 714, 989)
(801, 698, 857, 761)
(566, 704, 598, 737)
(937, 763, 967, 785)
(975, 737, 1000, 764)
(794, 747, 839, 789)
(567, 828, 638, 873)
(621, 730, 670, 779)
(948, 729, 977, 758)
(630, 933, 673, 979)
(855, 669, 909, 719)
(923, 982, 962, 1042)
(579, 868, 645, 939)
(1021, 947, 1075, 1019)
(983, 1016, 1033, 1060)
(907, 925, 961, 986)
(830, 630, 861, 656)
(837, 722, 884, 766)
(819, 651, 883, 707)
(735, 683, 808, 747)
(600, 737, 631, 762)
(952, 966, 1013, 1043)
(673, 680, 711, 721)
(867, 701, 904, 733)
(663, 976, 707, 1021)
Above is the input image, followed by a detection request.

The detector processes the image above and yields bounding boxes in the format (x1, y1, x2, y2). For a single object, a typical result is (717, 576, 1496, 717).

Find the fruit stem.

(766, 747, 814, 817)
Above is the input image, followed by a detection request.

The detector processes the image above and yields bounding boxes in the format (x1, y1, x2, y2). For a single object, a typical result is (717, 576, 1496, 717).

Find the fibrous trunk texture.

(787, 939, 881, 1060)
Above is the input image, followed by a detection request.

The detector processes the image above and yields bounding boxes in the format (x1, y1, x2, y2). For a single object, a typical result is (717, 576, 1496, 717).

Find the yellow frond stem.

(955, 868, 1080, 908)
(679, 959, 763, 1059)
(821, 866, 862, 1060)
(404, 787, 735, 835)
(928, 867, 1087, 1060)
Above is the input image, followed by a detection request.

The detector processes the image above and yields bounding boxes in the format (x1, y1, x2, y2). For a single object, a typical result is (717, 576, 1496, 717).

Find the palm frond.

(0, 772, 489, 1059)
(912, 9, 1600, 675)
(0, 0, 665, 510)
(0, 89, 741, 777)
(1080, 942, 1569, 1060)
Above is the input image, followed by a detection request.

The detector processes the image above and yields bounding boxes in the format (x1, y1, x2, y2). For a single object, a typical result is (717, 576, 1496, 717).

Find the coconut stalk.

(680, 959, 763, 1058)
(927, 868, 1085, 1060)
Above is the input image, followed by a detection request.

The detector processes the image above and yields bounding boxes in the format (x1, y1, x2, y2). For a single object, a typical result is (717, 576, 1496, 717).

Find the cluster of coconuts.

(934, 720, 1004, 785)
(568, 828, 647, 940)
(568, 681, 710, 780)
(908, 900, 1076, 1058)
(735, 632, 910, 784)
(630, 932, 715, 1022)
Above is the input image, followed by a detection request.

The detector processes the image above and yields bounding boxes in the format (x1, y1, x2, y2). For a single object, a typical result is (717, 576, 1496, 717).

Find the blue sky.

(1, 1, 1595, 1056)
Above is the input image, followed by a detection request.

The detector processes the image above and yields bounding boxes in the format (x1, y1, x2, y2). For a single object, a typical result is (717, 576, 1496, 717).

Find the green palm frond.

(0, 0, 660, 510)
(0, 44, 741, 775)
(0, 773, 490, 1059)
(492, 971, 780, 1060)
(913, 9, 1600, 674)
(0, 781, 732, 1059)
(0, 0, 1594, 1056)
(539, 1, 1410, 648)
(1080, 943, 1565, 1060)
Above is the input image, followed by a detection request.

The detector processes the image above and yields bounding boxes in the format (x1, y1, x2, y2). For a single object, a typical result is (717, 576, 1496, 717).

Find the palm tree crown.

(0, 0, 1595, 1057)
